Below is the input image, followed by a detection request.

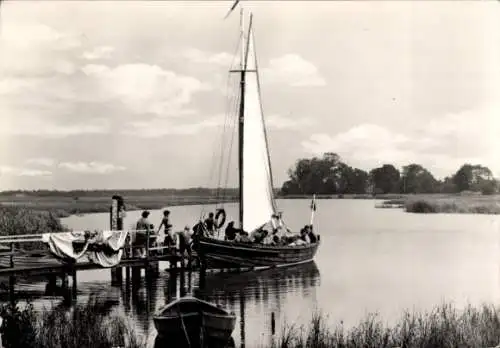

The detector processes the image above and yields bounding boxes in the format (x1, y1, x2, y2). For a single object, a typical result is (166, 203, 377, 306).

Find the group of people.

(222, 214, 318, 247)
(133, 210, 193, 259)
(133, 209, 318, 259)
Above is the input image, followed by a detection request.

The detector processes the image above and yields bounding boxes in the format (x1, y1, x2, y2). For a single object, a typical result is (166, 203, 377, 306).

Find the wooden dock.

(0, 230, 198, 304)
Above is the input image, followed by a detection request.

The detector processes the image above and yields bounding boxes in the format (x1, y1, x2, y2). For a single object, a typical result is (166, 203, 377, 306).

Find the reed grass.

(0, 296, 146, 348)
(271, 303, 500, 348)
(0, 195, 238, 217)
(403, 197, 500, 215)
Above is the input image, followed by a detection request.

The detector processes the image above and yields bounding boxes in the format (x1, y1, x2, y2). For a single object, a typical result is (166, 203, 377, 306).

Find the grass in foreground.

(271, 303, 500, 348)
(2, 300, 500, 348)
(0, 296, 146, 348)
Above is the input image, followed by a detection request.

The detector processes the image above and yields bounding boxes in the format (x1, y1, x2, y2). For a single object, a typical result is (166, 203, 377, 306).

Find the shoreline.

(1, 193, 500, 218)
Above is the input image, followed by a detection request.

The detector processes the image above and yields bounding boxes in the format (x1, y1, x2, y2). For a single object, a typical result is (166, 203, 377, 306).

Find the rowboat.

(192, 6, 320, 270)
(153, 297, 236, 346)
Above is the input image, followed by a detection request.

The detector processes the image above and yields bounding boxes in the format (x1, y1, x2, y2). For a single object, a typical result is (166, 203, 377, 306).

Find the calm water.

(13, 199, 500, 347)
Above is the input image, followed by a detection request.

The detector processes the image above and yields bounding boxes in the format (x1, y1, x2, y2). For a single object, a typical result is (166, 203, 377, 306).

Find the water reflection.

(8, 261, 320, 348)
(195, 262, 321, 347)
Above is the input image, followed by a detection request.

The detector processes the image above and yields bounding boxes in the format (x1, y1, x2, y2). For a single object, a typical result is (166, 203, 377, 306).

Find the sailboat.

(193, 9, 320, 270)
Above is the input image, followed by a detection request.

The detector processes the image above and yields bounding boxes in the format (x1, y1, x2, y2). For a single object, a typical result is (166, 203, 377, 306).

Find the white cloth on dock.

(42, 231, 91, 261)
(86, 230, 128, 268)
(42, 230, 128, 267)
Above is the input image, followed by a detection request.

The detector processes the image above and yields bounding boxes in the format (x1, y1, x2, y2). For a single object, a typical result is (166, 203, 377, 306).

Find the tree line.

(280, 152, 498, 196)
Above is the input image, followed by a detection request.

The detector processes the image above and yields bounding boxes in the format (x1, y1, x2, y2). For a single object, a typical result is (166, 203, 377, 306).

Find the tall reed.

(271, 303, 500, 348)
(0, 296, 146, 348)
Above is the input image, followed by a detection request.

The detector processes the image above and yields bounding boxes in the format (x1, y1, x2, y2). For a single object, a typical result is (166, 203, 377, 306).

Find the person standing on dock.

(157, 210, 172, 237)
(135, 210, 152, 258)
(156, 210, 172, 253)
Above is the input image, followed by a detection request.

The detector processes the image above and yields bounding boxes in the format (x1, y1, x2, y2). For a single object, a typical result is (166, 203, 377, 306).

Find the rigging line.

(215, 36, 243, 204)
(220, 78, 240, 202)
(215, 77, 237, 203)
(200, 35, 242, 221)
(222, 92, 239, 204)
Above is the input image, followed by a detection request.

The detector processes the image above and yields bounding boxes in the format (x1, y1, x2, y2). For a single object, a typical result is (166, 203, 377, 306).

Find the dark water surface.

(10, 199, 500, 347)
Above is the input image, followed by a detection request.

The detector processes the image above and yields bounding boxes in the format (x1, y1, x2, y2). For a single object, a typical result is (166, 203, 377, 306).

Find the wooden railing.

(0, 229, 184, 272)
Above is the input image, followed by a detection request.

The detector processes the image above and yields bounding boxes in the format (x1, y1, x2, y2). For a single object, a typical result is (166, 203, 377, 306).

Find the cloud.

(25, 158, 56, 166)
(182, 48, 235, 67)
(0, 118, 110, 138)
(59, 161, 126, 174)
(0, 166, 52, 177)
(81, 63, 210, 116)
(0, 23, 83, 78)
(122, 115, 224, 138)
(19, 169, 52, 177)
(302, 105, 500, 178)
(82, 46, 115, 60)
(265, 114, 314, 130)
(262, 54, 326, 87)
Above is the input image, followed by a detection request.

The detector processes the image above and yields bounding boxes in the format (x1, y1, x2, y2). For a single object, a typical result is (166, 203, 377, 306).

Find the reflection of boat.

(153, 297, 236, 345)
(194, 8, 320, 270)
(195, 262, 320, 348)
(198, 261, 320, 295)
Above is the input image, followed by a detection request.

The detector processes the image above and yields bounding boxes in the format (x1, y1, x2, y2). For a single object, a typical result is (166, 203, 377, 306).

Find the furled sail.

(241, 23, 277, 233)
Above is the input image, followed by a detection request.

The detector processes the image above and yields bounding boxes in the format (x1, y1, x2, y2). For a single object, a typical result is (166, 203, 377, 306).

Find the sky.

(0, 1, 499, 190)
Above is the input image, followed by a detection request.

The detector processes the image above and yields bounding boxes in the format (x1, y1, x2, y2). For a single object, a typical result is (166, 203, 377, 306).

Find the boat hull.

(153, 297, 236, 345)
(196, 237, 320, 269)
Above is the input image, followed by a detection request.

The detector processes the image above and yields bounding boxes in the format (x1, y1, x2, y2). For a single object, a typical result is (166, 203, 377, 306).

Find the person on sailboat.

(224, 221, 238, 241)
(204, 212, 216, 236)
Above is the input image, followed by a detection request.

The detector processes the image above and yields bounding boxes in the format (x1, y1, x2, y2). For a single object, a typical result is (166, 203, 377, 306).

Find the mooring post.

(8, 242, 15, 305)
(271, 312, 275, 335)
(71, 268, 77, 301)
(110, 195, 125, 285)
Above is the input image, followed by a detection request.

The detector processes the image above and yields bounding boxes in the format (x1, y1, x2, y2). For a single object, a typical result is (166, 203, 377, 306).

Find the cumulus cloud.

(81, 63, 210, 116)
(59, 161, 126, 174)
(0, 166, 52, 177)
(262, 54, 326, 87)
(0, 118, 110, 138)
(182, 48, 235, 66)
(265, 114, 314, 130)
(25, 158, 56, 166)
(122, 115, 224, 138)
(19, 169, 52, 177)
(82, 46, 115, 60)
(0, 22, 83, 78)
(302, 105, 500, 178)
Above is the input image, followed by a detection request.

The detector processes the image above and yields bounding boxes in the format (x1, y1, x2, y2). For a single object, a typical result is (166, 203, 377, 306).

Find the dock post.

(8, 242, 15, 305)
(71, 268, 77, 301)
(111, 267, 123, 285)
(271, 312, 275, 335)
(131, 267, 141, 289)
(110, 195, 125, 284)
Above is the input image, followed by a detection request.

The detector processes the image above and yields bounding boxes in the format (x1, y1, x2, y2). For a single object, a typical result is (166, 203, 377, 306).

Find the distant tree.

(369, 164, 400, 194)
(401, 164, 439, 193)
(452, 164, 495, 194)
(439, 176, 457, 193)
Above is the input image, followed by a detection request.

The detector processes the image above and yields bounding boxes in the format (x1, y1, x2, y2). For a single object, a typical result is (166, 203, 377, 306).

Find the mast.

(238, 7, 245, 230)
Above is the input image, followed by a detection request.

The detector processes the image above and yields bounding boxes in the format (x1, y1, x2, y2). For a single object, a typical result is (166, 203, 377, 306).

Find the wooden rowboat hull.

(153, 297, 236, 344)
(196, 237, 320, 270)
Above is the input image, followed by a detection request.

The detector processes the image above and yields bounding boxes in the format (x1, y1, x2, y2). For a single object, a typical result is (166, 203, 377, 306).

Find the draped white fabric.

(241, 26, 276, 233)
(42, 232, 90, 261)
(42, 230, 128, 267)
(86, 230, 129, 267)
